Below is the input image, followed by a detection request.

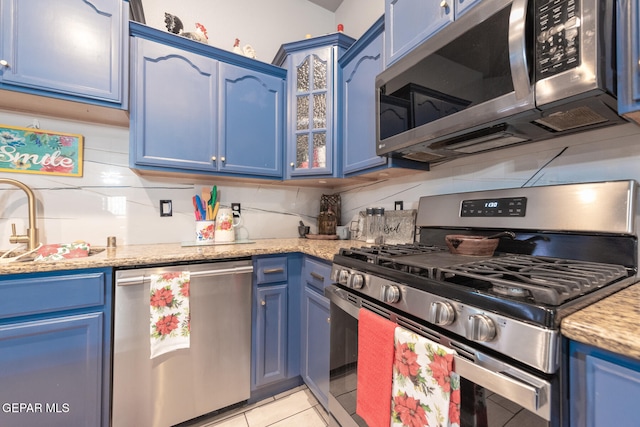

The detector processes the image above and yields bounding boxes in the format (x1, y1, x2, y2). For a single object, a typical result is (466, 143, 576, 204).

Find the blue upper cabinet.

(129, 24, 286, 179)
(340, 17, 429, 177)
(274, 33, 355, 180)
(617, 0, 640, 125)
(218, 63, 284, 177)
(385, 0, 453, 66)
(131, 36, 218, 172)
(385, 0, 482, 66)
(0, 0, 128, 108)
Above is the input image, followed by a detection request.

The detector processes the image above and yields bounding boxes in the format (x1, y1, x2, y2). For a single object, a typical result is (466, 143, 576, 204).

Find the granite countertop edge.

(561, 283, 640, 361)
(0, 238, 355, 275)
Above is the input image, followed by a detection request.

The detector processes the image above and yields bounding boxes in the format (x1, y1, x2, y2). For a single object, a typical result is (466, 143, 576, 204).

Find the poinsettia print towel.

(149, 272, 191, 359)
(391, 327, 461, 427)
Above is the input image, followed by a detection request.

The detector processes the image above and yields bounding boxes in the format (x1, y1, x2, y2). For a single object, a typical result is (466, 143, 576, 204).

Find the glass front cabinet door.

(274, 33, 355, 179)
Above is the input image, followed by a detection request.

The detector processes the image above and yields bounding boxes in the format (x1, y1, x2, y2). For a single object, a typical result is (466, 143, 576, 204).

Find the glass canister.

(365, 208, 375, 243)
(373, 207, 385, 244)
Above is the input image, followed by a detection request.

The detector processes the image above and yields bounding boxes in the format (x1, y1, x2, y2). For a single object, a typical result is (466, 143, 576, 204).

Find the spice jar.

(372, 207, 385, 244)
(365, 208, 375, 243)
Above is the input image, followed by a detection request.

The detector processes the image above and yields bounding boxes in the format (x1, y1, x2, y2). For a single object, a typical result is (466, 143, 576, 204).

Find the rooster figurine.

(232, 38, 244, 55)
(183, 23, 208, 44)
(164, 12, 208, 44)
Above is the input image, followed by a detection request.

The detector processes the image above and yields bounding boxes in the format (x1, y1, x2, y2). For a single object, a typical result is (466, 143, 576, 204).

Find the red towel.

(356, 308, 396, 427)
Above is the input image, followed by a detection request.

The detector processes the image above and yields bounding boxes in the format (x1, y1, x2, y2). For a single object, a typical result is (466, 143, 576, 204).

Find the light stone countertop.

(0, 238, 360, 275)
(561, 284, 640, 360)
(5, 238, 638, 362)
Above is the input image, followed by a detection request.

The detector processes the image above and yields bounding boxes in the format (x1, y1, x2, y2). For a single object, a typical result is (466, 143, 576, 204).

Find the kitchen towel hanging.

(391, 326, 461, 427)
(149, 272, 191, 359)
(355, 308, 396, 427)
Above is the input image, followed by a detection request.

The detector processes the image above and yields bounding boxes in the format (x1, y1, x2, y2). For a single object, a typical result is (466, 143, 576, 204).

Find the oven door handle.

(453, 355, 551, 421)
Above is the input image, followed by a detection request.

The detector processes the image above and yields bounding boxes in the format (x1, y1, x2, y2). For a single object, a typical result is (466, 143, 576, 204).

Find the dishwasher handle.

(116, 265, 254, 286)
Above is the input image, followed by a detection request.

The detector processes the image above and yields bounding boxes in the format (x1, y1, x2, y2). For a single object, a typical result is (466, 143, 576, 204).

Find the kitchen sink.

(0, 247, 106, 263)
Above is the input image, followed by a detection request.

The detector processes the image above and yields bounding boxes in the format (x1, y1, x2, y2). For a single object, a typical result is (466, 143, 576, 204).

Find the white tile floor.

(197, 385, 329, 427)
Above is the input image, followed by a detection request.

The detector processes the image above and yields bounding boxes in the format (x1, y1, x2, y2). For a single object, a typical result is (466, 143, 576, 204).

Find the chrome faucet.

(0, 178, 39, 250)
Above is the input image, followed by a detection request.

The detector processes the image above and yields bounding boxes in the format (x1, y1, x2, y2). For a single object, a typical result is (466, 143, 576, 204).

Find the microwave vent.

(402, 152, 445, 162)
(534, 106, 608, 132)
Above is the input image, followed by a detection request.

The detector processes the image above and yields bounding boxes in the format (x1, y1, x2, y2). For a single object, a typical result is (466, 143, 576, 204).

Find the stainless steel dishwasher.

(112, 259, 253, 427)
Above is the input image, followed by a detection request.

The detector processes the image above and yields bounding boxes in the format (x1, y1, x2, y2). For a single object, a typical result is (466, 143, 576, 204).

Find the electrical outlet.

(231, 203, 241, 218)
(160, 200, 173, 217)
(394, 201, 404, 211)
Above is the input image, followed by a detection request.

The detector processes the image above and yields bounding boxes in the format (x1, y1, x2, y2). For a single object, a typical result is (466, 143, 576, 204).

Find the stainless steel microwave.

(376, 0, 625, 164)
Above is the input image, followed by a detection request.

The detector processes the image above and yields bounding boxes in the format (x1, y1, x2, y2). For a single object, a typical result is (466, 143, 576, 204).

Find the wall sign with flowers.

(0, 124, 83, 177)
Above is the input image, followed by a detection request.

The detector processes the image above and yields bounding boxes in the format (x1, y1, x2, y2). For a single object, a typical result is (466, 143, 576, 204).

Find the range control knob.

(466, 314, 496, 342)
(380, 285, 400, 303)
(429, 301, 455, 326)
(348, 273, 365, 289)
(337, 269, 350, 285)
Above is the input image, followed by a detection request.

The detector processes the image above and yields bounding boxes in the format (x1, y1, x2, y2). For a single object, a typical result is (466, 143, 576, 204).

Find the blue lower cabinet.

(253, 284, 289, 387)
(0, 268, 112, 427)
(251, 255, 302, 398)
(300, 256, 331, 409)
(302, 286, 330, 408)
(569, 340, 640, 426)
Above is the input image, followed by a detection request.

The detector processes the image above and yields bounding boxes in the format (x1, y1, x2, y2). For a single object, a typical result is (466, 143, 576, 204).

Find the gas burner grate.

(339, 243, 442, 266)
(437, 255, 630, 305)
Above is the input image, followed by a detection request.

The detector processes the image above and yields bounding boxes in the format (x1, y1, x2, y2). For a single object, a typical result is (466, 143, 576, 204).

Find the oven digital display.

(461, 197, 527, 217)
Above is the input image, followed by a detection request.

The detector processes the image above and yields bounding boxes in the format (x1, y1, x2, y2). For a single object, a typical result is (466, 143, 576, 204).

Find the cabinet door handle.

(263, 268, 285, 274)
(221, 156, 226, 162)
(310, 272, 325, 282)
(440, 0, 449, 8)
(261, 300, 266, 306)
(211, 156, 217, 161)
(327, 317, 330, 324)
(0, 59, 9, 68)
(290, 162, 295, 167)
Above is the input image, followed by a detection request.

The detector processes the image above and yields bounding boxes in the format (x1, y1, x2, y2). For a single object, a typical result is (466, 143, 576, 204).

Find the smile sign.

(0, 125, 83, 177)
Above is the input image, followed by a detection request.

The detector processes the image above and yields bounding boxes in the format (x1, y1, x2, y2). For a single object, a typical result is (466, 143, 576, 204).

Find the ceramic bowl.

(445, 234, 499, 256)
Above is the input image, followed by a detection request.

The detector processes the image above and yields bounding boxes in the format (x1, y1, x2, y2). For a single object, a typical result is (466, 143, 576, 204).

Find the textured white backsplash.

(2, 108, 640, 249)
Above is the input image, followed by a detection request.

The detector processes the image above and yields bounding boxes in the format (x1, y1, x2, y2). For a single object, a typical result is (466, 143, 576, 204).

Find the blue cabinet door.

(0, 313, 104, 427)
(0, 0, 126, 106)
(455, 0, 483, 17)
(569, 341, 640, 426)
(385, 0, 453, 65)
(274, 34, 355, 180)
(617, 0, 640, 122)
(218, 63, 284, 177)
(302, 286, 330, 409)
(286, 47, 337, 178)
(130, 37, 218, 172)
(341, 22, 387, 174)
(300, 256, 331, 409)
(253, 284, 288, 388)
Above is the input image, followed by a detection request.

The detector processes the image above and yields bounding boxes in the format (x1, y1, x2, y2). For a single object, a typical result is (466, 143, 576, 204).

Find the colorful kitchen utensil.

(192, 196, 202, 220)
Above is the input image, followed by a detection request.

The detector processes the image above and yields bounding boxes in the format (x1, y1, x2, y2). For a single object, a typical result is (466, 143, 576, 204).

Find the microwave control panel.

(535, 0, 581, 79)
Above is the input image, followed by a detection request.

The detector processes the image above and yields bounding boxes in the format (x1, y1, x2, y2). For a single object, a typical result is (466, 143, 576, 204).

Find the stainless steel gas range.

(326, 180, 639, 427)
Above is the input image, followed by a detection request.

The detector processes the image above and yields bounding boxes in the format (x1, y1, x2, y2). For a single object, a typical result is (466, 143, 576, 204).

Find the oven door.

(326, 285, 555, 427)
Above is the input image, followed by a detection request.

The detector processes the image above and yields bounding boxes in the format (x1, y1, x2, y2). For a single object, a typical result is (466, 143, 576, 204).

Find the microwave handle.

(453, 355, 550, 421)
(509, 0, 532, 100)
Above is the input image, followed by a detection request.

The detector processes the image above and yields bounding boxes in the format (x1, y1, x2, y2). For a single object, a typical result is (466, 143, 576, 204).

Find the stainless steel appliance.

(327, 180, 639, 427)
(376, 0, 624, 164)
(113, 260, 253, 427)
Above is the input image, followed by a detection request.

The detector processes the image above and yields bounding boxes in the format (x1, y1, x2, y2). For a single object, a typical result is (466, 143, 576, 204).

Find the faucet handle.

(10, 223, 17, 236)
